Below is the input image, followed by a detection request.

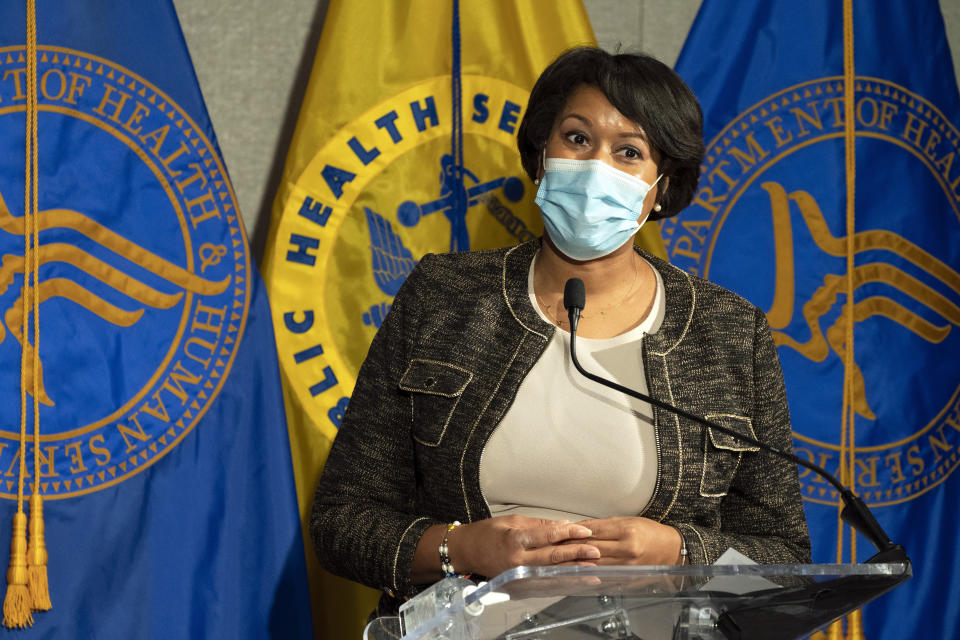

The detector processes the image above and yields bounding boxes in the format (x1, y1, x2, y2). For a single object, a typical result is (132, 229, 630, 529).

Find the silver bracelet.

(677, 534, 689, 592)
(671, 525, 688, 566)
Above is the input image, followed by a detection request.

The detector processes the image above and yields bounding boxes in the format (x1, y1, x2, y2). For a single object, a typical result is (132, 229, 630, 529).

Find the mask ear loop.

(651, 173, 665, 212)
(534, 147, 546, 185)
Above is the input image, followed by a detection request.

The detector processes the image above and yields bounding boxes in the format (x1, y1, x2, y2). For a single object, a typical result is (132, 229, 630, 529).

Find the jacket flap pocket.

(704, 414, 760, 452)
(399, 359, 472, 397)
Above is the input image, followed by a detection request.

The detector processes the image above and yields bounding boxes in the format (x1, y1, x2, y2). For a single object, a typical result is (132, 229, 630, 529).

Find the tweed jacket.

(311, 239, 811, 604)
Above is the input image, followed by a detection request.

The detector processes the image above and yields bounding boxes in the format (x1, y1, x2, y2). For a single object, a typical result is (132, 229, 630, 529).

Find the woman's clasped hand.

(444, 516, 601, 578)
(568, 516, 683, 566)
(414, 514, 684, 582)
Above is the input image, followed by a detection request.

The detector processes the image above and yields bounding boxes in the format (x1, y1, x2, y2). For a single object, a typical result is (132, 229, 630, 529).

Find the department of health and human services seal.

(0, 46, 248, 498)
(661, 76, 960, 507)
(267, 75, 541, 444)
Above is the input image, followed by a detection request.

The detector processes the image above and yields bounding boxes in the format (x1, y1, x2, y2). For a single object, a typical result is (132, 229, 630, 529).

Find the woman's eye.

(620, 147, 641, 159)
(565, 132, 588, 145)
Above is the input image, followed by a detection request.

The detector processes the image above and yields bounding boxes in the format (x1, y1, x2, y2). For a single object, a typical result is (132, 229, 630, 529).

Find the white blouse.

(479, 260, 665, 522)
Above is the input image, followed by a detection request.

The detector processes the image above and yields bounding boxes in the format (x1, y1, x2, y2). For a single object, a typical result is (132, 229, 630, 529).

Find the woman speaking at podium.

(311, 47, 811, 615)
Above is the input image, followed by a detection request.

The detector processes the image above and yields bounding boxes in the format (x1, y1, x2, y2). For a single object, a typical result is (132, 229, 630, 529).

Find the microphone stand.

(562, 277, 906, 563)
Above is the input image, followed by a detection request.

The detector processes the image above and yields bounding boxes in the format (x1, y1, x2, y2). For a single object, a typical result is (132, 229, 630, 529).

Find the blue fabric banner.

(0, 1, 312, 636)
(668, 1, 960, 638)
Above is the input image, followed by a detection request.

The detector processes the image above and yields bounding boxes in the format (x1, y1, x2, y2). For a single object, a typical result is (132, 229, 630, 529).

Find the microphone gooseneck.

(560, 277, 904, 562)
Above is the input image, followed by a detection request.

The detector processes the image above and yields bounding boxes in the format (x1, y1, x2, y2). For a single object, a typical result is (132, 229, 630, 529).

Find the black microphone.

(563, 277, 585, 332)
(562, 277, 905, 563)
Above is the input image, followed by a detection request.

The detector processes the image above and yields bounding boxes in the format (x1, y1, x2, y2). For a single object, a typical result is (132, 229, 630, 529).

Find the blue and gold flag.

(668, 1, 959, 637)
(0, 1, 312, 635)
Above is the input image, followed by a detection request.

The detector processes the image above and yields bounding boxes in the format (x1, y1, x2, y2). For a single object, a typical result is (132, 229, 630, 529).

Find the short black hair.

(517, 47, 704, 220)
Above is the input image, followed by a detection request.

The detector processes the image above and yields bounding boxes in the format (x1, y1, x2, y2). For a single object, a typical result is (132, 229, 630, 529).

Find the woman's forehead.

(556, 86, 647, 138)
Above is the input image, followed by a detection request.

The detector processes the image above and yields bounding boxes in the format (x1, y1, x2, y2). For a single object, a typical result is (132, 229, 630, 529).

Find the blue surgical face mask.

(535, 157, 662, 261)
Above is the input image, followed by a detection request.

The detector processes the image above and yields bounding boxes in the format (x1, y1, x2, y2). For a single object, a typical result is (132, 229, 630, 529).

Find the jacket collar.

(501, 238, 695, 350)
(501, 240, 554, 341)
(643, 253, 695, 355)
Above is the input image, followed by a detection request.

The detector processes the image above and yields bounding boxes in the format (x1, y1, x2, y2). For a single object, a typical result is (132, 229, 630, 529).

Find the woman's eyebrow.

(559, 113, 592, 126)
(559, 113, 648, 143)
(619, 131, 650, 144)
(560, 112, 647, 137)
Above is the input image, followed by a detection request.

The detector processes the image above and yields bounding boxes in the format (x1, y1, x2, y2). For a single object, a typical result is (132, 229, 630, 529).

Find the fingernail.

(574, 526, 592, 536)
(585, 548, 601, 559)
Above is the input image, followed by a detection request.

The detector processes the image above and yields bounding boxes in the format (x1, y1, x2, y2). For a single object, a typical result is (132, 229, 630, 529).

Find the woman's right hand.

(413, 515, 600, 583)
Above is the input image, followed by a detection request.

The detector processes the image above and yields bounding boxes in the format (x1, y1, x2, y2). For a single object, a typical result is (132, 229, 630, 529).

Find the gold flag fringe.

(26, 495, 50, 611)
(845, 609, 865, 640)
(3, 513, 33, 628)
(4, 0, 49, 629)
(826, 620, 844, 639)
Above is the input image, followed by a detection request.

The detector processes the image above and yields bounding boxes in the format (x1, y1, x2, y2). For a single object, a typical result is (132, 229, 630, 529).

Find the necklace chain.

(533, 252, 646, 324)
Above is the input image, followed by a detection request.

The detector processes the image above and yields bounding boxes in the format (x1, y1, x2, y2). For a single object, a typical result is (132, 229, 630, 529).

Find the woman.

(311, 47, 811, 613)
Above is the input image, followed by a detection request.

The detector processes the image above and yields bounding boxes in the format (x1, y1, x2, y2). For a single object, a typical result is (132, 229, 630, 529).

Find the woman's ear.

(534, 147, 546, 185)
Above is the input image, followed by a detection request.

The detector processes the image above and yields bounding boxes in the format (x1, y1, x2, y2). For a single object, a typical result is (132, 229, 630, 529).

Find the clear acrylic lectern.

(364, 561, 910, 640)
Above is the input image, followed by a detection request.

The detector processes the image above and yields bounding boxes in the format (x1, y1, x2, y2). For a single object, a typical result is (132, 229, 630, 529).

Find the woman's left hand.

(572, 516, 683, 565)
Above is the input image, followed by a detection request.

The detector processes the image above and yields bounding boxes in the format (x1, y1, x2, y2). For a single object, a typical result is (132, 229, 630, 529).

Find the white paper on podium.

(698, 548, 783, 595)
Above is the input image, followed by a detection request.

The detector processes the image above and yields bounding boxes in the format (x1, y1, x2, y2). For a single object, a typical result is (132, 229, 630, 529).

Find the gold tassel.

(26, 494, 50, 611)
(3, 513, 33, 629)
(810, 620, 847, 640)
(826, 619, 845, 640)
(845, 609, 865, 640)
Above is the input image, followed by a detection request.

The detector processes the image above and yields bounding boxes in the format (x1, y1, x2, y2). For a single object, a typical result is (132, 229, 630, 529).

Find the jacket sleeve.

(672, 307, 812, 565)
(310, 259, 443, 598)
